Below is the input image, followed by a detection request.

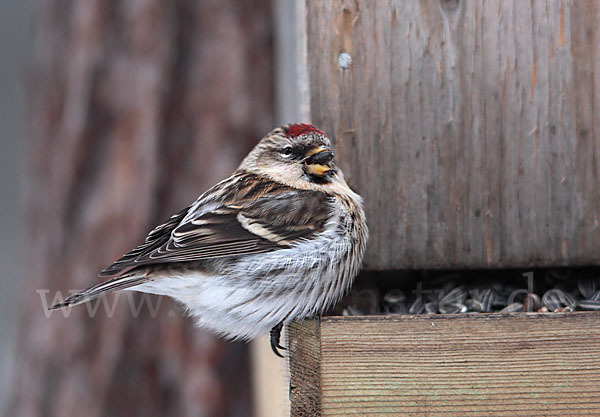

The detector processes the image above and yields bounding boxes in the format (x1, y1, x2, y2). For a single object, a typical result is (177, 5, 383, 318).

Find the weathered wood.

(288, 319, 322, 417)
(289, 313, 600, 416)
(302, 0, 600, 269)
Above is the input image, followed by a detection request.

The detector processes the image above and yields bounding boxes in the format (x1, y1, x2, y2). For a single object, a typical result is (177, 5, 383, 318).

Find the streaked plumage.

(51, 124, 368, 355)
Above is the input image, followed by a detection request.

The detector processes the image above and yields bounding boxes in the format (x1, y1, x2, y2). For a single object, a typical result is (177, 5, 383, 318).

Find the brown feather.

(99, 172, 332, 277)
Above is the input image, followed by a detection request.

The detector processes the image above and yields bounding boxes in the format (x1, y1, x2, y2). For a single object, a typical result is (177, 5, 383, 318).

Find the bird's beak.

(306, 146, 330, 158)
(304, 146, 335, 176)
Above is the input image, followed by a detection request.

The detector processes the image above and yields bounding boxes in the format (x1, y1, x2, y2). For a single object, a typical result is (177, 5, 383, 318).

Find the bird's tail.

(49, 272, 147, 310)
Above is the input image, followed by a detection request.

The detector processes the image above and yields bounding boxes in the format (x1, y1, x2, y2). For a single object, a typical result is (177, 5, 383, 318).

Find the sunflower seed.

(500, 302, 523, 313)
(577, 299, 600, 310)
(424, 301, 439, 314)
(466, 299, 483, 312)
(384, 289, 406, 305)
(560, 291, 577, 309)
(578, 278, 597, 300)
(542, 290, 563, 311)
(409, 296, 424, 315)
(384, 289, 407, 313)
(439, 303, 467, 314)
(440, 285, 468, 305)
(367, 268, 600, 317)
(479, 289, 495, 312)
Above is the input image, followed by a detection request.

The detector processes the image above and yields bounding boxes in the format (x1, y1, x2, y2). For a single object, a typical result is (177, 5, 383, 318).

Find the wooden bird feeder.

(277, 0, 600, 415)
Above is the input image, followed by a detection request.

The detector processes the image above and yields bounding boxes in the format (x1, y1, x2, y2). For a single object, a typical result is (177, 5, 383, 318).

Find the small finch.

(51, 124, 368, 356)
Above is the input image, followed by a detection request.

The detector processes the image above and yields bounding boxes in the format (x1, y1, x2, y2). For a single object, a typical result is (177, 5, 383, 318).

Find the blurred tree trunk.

(13, 1, 273, 416)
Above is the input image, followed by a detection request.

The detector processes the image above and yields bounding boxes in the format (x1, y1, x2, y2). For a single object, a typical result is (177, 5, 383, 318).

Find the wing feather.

(99, 172, 332, 277)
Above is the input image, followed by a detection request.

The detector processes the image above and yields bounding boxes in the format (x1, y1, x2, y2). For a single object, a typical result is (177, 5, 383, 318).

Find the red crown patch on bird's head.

(284, 123, 326, 138)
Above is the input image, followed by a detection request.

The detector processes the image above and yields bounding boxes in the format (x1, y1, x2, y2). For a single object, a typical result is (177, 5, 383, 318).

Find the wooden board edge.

(320, 310, 600, 324)
(288, 318, 322, 417)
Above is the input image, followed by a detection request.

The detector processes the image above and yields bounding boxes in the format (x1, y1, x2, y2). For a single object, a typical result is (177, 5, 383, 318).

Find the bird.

(50, 123, 368, 356)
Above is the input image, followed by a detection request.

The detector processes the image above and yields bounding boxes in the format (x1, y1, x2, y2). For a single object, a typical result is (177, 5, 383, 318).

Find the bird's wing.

(99, 174, 332, 277)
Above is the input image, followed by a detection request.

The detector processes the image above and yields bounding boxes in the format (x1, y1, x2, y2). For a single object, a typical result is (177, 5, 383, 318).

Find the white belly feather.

(134, 215, 358, 340)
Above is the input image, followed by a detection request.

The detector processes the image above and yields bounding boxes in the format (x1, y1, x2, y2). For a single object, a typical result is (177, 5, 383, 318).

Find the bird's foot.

(270, 322, 286, 358)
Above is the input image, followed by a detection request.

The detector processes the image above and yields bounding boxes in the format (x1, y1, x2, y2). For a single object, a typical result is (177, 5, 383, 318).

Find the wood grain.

(289, 313, 600, 416)
(303, 0, 600, 269)
(288, 319, 322, 417)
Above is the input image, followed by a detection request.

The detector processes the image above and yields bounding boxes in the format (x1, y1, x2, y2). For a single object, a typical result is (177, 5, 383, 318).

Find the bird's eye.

(281, 146, 293, 156)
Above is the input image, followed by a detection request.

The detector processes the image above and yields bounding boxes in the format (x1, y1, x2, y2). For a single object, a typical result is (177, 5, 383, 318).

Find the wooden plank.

(289, 319, 322, 417)
(302, 0, 600, 269)
(289, 313, 600, 416)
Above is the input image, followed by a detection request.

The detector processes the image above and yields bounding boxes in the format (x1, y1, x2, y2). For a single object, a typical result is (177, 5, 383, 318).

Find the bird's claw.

(270, 322, 286, 358)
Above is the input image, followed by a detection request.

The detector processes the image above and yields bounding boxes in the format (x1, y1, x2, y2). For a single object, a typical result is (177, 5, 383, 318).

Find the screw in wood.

(338, 52, 352, 69)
